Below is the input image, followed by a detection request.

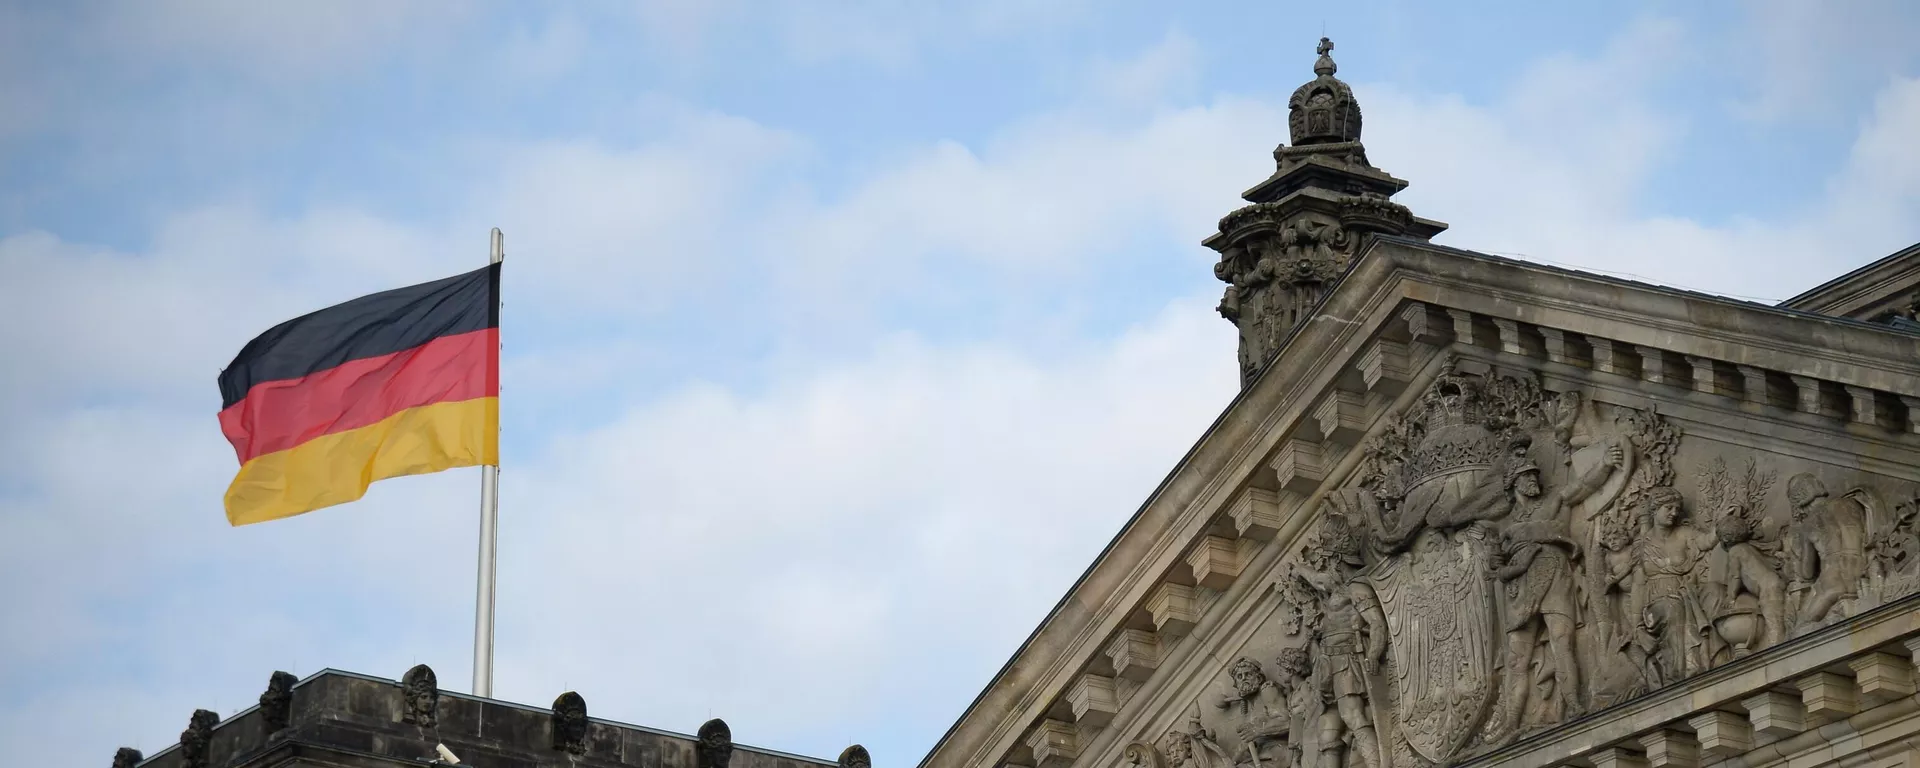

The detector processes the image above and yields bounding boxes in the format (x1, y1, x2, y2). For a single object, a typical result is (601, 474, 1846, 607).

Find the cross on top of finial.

(1313, 37, 1337, 76)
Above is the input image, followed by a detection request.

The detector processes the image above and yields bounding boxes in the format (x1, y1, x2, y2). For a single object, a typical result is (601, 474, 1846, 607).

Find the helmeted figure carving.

(401, 664, 439, 728)
(260, 670, 296, 734)
(1787, 473, 1869, 628)
(1294, 509, 1386, 768)
(180, 709, 219, 768)
(697, 718, 734, 768)
(551, 691, 589, 754)
(1486, 437, 1622, 738)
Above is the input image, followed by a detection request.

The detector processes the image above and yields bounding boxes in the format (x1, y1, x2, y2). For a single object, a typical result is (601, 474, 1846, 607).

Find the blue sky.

(3, 2, 1920, 766)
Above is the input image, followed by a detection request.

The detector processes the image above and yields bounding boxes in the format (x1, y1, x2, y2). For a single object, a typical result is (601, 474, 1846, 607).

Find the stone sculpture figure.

(260, 670, 296, 734)
(1294, 512, 1386, 768)
(1215, 657, 1289, 767)
(1126, 741, 1168, 768)
(112, 747, 143, 768)
(1624, 487, 1716, 684)
(697, 718, 734, 768)
(1486, 438, 1623, 737)
(1787, 474, 1869, 628)
(1586, 507, 1649, 704)
(1700, 509, 1788, 662)
(551, 692, 589, 754)
(1869, 492, 1920, 600)
(839, 744, 872, 768)
(401, 664, 438, 728)
(1270, 647, 1314, 768)
(180, 709, 219, 768)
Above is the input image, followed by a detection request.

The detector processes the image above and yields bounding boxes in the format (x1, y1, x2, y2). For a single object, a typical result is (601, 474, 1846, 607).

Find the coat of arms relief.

(1137, 357, 1920, 768)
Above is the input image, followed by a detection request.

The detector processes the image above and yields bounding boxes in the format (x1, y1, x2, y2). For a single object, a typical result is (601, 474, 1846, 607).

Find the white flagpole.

(473, 227, 504, 697)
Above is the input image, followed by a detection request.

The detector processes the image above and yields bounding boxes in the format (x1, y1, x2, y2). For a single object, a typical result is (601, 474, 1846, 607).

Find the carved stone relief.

(1214, 214, 1356, 385)
(1153, 355, 1912, 767)
(180, 709, 218, 768)
(551, 691, 589, 754)
(839, 744, 872, 768)
(697, 718, 734, 768)
(259, 670, 296, 734)
(111, 747, 143, 768)
(400, 664, 438, 728)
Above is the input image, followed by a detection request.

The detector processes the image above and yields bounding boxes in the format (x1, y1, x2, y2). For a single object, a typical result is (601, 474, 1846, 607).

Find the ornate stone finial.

(551, 691, 589, 754)
(696, 718, 734, 768)
(1289, 37, 1362, 146)
(259, 670, 296, 734)
(180, 709, 219, 768)
(401, 664, 439, 728)
(112, 747, 143, 768)
(838, 744, 871, 768)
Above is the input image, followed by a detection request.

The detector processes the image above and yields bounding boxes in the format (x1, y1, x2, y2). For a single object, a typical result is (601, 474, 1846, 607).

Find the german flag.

(217, 264, 500, 526)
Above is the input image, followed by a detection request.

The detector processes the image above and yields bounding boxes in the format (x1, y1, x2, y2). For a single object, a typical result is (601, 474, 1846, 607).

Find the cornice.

(1779, 241, 1920, 319)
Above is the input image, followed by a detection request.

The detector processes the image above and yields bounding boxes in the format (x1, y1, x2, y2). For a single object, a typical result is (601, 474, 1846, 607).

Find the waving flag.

(216, 263, 501, 526)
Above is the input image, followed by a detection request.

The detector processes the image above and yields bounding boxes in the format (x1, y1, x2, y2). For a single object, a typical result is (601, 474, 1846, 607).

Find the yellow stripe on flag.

(224, 396, 499, 526)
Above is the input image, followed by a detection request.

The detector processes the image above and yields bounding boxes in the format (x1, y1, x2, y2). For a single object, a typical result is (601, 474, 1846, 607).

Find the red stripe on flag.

(219, 327, 499, 464)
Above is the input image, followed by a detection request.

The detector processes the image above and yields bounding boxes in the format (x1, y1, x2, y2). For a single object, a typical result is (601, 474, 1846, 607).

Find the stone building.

(112, 666, 872, 768)
(919, 39, 1920, 768)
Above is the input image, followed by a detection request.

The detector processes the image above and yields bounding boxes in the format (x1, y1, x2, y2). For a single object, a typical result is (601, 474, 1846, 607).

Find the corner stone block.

(1741, 690, 1807, 738)
(1399, 302, 1451, 345)
(1186, 535, 1246, 591)
(1227, 487, 1284, 541)
(1685, 356, 1737, 398)
(1794, 671, 1860, 724)
(1790, 375, 1841, 419)
(1636, 729, 1700, 768)
(1490, 318, 1542, 358)
(1445, 309, 1486, 348)
(1845, 385, 1889, 429)
(1590, 338, 1641, 378)
(1847, 651, 1916, 706)
(1271, 439, 1326, 496)
(1587, 746, 1648, 768)
(1686, 710, 1753, 759)
(1634, 346, 1687, 388)
(1025, 720, 1080, 768)
(1314, 391, 1367, 446)
(1066, 675, 1119, 728)
(1357, 339, 1409, 395)
(1104, 629, 1162, 682)
(1735, 365, 1788, 410)
(1902, 636, 1920, 670)
(1900, 396, 1920, 435)
(1538, 328, 1589, 368)
(1147, 583, 1200, 636)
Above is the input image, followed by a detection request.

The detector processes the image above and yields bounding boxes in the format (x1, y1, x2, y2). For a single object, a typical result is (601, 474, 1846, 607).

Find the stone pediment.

(919, 237, 1920, 768)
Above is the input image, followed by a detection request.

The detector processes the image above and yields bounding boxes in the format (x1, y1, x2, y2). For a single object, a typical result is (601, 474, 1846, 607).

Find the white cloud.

(86, 0, 469, 81)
